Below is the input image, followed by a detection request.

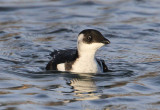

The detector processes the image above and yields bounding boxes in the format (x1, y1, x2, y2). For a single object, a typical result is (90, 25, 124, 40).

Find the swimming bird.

(46, 29, 110, 73)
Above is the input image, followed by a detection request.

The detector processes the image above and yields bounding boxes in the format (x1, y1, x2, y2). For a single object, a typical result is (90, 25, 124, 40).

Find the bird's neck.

(77, 49, 97, 61)
(77, 42, 98, 61)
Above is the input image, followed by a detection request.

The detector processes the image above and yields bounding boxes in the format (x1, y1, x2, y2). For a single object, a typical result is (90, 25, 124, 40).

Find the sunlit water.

(0, 0, 160, 110)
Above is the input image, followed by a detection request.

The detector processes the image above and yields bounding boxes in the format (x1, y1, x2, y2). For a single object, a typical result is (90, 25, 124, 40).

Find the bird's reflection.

(67, 73, 100, 100)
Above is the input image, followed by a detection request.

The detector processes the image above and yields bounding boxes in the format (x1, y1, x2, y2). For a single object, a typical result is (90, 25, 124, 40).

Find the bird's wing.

(96, 59, 108, 72)
(46, 49, 78, 70)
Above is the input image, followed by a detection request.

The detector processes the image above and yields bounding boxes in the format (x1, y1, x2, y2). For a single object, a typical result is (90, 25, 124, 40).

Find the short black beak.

(101, 38, 110, 44)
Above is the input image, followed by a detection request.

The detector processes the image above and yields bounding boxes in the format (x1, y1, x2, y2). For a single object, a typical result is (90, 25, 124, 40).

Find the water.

(0, 0, 160, 110)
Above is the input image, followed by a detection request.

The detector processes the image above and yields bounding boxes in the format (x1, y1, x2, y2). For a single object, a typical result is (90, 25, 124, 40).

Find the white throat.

(78, 46, 97, 60)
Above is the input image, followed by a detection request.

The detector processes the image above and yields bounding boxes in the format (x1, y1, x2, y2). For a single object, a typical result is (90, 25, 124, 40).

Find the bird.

(46, 29, 110, 73)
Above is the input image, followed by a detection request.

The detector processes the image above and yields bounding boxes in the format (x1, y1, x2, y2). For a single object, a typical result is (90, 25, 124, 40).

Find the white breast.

(71, 57, 101, 73)
(57, 60, 101, 73)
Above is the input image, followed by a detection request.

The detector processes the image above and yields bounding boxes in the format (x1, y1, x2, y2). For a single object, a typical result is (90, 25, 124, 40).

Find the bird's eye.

(87, 36, 92, 41)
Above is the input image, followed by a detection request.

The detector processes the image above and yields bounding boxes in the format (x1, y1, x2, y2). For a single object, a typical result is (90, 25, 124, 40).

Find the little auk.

(46, 29, 110, 73)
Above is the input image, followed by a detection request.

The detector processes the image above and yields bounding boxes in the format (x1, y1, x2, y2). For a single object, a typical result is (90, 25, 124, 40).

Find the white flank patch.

(57, 63, 65, 71)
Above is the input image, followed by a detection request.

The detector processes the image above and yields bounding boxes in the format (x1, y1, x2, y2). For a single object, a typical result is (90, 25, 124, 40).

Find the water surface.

(0, 0, 160, 110)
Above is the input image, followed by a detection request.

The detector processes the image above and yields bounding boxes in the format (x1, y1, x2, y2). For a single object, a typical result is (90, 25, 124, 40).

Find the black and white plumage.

(46, 29, 110, 73)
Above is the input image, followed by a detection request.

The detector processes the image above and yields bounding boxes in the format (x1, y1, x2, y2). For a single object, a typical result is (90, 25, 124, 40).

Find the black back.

(46, 49, 78, 70)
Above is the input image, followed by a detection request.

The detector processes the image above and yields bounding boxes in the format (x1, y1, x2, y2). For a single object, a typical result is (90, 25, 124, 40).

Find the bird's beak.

(101, 38, 110, 44)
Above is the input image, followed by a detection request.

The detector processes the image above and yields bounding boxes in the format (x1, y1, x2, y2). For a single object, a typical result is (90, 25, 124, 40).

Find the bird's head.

(77, 29, 110, 53)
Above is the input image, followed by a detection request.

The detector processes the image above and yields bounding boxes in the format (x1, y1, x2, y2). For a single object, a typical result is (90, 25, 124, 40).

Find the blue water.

(0, 0, 160, 110)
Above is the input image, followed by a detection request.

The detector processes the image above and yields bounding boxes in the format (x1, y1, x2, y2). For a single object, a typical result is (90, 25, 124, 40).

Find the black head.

(79, 29, 110, 44)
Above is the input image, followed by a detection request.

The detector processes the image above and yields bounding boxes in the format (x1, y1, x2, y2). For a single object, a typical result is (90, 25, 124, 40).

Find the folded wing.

(46, 49, 78, 70)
